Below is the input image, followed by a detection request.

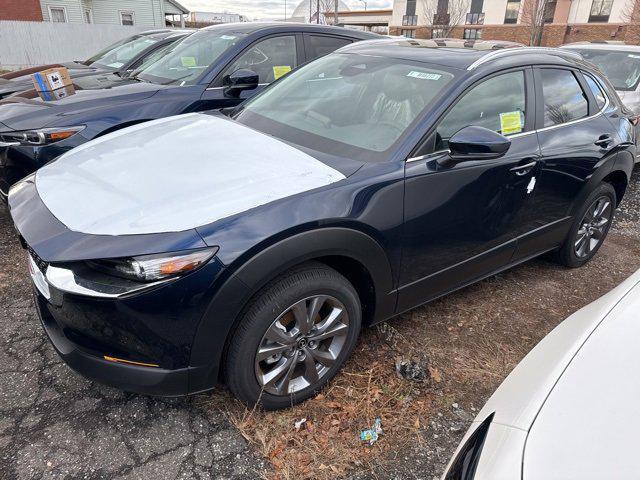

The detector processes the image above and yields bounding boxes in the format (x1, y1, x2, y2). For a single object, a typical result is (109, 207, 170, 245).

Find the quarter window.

(224, 36, 297, 84)
(584, 74, 607, 109)
(305, 35, 351, 62)
(540, 69, 589, 127)
(436, 70, 526, 150)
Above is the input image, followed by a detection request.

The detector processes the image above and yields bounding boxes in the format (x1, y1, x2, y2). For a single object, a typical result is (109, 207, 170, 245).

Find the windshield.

(86, 35, 160, 70)
(234, 53, 456, 160)
(574, 49, 640, 91)
(136, 31, 246, 85)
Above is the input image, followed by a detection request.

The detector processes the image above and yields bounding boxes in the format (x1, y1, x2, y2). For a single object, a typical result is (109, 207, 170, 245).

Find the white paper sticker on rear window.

(407, 71, 442, 80)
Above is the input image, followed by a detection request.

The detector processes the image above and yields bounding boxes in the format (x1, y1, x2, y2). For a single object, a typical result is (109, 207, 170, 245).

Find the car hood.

(523, 271, 640, 479)
(33, 113, 346, 236)
(0, 62, 104, 97)
(0, 76, 161, 130)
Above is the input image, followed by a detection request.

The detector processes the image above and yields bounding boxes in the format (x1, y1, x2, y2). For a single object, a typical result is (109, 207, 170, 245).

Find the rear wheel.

(557, 182, 616, 268)
(225, 262, 361, 410)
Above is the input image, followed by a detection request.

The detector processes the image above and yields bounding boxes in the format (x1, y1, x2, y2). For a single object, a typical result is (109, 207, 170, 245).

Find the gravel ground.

(0, 205, 267, 480)
(0, 165, 637, 480)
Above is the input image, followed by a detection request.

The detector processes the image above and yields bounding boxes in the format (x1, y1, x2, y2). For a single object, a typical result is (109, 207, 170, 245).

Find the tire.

(224, 261, 362, 410)
(557, 182, 616, 268)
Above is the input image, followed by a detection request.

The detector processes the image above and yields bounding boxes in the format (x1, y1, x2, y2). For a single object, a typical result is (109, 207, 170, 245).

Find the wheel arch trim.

(186, 227, 397, 393)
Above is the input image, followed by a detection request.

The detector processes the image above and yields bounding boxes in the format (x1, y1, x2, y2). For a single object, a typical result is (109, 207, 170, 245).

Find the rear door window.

(224, 35, 297, 84)
(540, 69, 589, 127)
(304, 35, 352, 62)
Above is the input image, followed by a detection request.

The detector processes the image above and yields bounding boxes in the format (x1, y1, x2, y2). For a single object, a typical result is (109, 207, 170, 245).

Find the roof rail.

(466, 47, 583, 71)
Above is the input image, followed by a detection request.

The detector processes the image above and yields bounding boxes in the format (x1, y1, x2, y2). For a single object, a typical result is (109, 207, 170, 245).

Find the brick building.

(390, 0, 640, 46)
(2, 0, 44, 21)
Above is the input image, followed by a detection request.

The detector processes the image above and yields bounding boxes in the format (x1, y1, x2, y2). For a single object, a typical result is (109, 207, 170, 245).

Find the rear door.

(199, 33, 302, 109)
(513, 67, 621, 260)
(398, 68, 541, 312)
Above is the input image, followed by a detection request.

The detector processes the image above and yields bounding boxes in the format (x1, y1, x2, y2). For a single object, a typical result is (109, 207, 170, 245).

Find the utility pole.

(317, 0, 320, 23)
(334, 0, 339, 25)
(284, 0, 287, 20)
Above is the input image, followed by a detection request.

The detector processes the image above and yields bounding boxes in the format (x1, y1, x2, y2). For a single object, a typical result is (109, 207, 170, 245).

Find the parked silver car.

(561, 41, 640, 113)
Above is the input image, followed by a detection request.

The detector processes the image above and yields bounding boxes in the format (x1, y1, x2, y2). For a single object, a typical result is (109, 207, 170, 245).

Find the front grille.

(27, 246, 48, 274)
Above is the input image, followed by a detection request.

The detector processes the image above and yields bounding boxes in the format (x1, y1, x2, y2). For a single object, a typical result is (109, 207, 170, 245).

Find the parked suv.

(0, 23, 377, 199)
(9, 41, 635, 409)
(0, 29, 191, 99)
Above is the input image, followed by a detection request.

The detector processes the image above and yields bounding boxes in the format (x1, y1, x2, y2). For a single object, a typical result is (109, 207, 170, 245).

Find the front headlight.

(0, 126, 85, 146)
(88, 247, 219, 283)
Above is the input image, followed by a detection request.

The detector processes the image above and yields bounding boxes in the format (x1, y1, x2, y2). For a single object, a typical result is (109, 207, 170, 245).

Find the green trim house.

(40, 0, 189, 27)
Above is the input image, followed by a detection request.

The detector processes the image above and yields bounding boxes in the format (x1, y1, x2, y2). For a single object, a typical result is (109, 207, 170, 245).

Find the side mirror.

(224, 69, 259, 98)
(448, 126, 511, 162)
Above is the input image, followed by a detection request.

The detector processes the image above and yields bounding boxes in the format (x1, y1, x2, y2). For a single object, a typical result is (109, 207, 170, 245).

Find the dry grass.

(201, 323, 438, 480)
(198, 230, 640, 479)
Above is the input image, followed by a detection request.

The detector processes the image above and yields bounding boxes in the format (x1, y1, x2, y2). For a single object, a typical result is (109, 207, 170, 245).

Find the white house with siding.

(40, 0, 189, 27)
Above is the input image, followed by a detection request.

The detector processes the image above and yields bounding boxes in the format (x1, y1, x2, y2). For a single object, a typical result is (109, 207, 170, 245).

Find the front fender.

(187, 227, 396, 393)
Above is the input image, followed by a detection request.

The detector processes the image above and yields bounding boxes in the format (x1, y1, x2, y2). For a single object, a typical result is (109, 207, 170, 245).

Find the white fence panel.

(0, 21, 172, 70)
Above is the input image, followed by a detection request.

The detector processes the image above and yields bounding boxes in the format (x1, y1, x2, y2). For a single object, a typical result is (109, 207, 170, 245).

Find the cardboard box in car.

(32, 67, 72, 92)
(36, 85, 76, 101)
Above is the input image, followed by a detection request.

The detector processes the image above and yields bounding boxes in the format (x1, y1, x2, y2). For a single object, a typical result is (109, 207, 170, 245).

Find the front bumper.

(34, 289, 194, 396)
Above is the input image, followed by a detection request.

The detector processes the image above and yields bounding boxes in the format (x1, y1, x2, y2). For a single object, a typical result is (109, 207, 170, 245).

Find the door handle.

(594, 134, 613, 148)
(510, 160, 537, 176)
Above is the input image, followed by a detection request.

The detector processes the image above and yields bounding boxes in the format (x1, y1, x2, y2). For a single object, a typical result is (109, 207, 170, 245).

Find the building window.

(406, 0, 417, 16)
(504, 0, 520, 24)
(431, 28, 446, 38)
(120, 11, 135, 26)
(403, 15, 418, 25)
(464, 28, 482, 39)
(466, 12, 485, 24)
(544, 1, 557, 23)
(84, 9, 92, 23)
(589, 0, 613, 22)
(402, 29, 416, 38)
(49, 6, 67, 23)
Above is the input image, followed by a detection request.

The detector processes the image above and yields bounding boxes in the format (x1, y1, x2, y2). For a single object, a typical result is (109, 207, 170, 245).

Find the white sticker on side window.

(407, 71, 442, 80)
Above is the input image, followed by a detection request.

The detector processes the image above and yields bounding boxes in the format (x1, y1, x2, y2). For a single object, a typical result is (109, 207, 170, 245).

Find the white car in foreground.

(443, 269, 640, 480)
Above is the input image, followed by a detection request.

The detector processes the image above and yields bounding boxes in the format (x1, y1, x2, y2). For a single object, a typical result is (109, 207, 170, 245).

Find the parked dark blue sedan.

(0, 23, 377, 198)
(8, 39, 635, 409)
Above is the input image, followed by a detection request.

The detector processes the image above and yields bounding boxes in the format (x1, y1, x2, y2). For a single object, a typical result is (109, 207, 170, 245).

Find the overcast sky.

(179, 0, 392, 20)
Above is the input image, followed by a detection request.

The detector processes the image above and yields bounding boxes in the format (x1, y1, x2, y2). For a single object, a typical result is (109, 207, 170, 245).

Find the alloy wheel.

(255, 295, 350, 396)
(574, 196, 612, 259)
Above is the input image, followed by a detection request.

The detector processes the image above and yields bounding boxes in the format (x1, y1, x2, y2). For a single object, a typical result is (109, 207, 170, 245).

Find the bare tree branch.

(520, 0, 552, 46)
(422, 0, 471, 38)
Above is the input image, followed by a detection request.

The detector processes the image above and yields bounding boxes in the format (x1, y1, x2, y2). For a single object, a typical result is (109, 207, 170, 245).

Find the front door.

(199, 34, 300, 110)
(398, 69, 541, 312)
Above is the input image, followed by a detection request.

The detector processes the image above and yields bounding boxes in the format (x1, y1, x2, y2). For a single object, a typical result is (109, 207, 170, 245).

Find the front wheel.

(224, 262, 361, 410)
(557, 182, 616, 268)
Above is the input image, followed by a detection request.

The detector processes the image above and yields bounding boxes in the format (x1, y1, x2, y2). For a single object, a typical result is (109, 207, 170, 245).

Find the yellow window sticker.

(181, 57, 197, 67)
(499, 111, 523, 135)
(273, 65, 292, 80)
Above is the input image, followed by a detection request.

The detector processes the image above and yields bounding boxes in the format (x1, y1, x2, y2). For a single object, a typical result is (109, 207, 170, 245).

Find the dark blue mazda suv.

(8, 39, 636, 409)
(0, 23, 377, 198)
